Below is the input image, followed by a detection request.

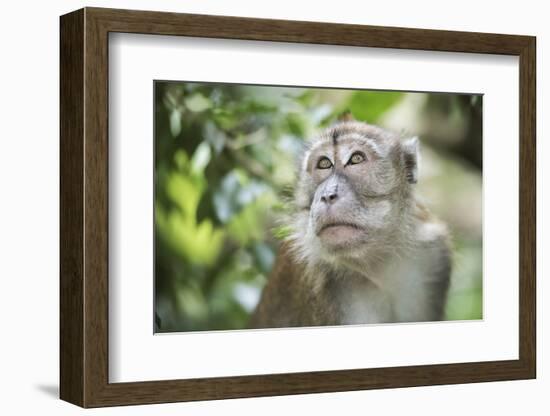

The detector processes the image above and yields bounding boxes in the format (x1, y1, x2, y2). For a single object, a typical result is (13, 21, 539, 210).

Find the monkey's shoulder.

(411, 201, 450, 246)
(248, 241, 312, 328)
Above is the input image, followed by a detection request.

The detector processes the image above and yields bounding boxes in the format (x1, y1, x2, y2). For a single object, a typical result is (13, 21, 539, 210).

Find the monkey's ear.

(401, 136, 419, 184)
(337, 110, 354, 122)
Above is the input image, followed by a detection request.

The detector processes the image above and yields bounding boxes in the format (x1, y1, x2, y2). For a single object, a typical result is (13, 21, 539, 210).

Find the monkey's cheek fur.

(317, 225, 367, 249)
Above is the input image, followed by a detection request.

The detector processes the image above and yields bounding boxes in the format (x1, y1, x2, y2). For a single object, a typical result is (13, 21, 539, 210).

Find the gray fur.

(250, 121, 451, 328)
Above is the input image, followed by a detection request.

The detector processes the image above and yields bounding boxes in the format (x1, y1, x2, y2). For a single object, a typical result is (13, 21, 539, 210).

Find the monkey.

(249, 118, 451, 329)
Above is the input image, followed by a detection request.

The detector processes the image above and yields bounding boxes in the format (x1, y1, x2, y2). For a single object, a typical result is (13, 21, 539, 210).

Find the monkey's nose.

(321, 191, 338, 205)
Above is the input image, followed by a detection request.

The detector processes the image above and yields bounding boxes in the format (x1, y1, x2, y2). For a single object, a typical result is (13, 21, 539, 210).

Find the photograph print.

(154, 81, 482, 333)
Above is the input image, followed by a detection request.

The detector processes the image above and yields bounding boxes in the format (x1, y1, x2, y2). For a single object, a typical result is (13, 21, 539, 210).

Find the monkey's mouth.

(316, 222, 367, 249)
(318, 222, 363, 233)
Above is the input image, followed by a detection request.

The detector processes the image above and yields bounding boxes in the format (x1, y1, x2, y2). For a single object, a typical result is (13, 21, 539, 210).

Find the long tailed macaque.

(250, 118, 451, 328)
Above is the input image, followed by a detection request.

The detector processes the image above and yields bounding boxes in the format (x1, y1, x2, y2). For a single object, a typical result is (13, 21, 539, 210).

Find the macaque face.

(297, 123, 417, 257)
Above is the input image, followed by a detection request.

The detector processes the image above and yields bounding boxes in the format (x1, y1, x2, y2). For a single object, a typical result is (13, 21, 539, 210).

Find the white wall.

(0, 0, 545, 414)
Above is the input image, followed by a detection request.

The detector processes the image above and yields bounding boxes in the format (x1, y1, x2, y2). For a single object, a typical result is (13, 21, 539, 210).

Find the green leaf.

(226, 194, 273, 245)
(347, 91, 403, 123)
(185, 93, 212, 113)
(169, 109, 182, 137)
(190, 142, 212, 174)
(165, 173, 203, 218)
(157, 206, 224, 266)
(173, 149, 189, 171)
(286, 113, 309, 137)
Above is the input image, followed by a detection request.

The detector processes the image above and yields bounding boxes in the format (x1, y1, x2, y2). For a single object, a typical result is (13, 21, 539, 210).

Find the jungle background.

(154, 81, 483, 333)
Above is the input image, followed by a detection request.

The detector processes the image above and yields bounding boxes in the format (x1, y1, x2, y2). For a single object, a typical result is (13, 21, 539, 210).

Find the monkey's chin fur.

(317, 224, 367, 251)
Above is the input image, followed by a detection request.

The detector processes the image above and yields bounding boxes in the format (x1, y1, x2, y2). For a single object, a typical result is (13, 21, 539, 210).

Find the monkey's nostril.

(321, 192, 338, 204)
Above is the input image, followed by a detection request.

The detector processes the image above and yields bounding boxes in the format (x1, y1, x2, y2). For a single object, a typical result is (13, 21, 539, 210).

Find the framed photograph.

(60, 7, 536, 408)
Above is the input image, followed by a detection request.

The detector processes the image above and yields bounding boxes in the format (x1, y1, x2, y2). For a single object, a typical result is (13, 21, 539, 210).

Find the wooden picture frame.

(60, 7, 536, 408)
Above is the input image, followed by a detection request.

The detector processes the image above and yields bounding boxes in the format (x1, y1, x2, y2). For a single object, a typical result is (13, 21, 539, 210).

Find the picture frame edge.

(59, 7, 537, 408)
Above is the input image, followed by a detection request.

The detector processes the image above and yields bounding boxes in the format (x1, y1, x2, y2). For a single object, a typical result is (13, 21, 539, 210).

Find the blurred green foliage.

(154, 82, 482, 332)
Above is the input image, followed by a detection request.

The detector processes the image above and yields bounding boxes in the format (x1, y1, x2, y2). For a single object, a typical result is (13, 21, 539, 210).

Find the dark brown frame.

(60, 7, 536, 408)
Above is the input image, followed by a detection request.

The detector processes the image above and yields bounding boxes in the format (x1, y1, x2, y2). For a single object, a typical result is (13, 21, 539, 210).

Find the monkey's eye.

(317, 157, 333, 169)
(348, 152, 366, 165)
